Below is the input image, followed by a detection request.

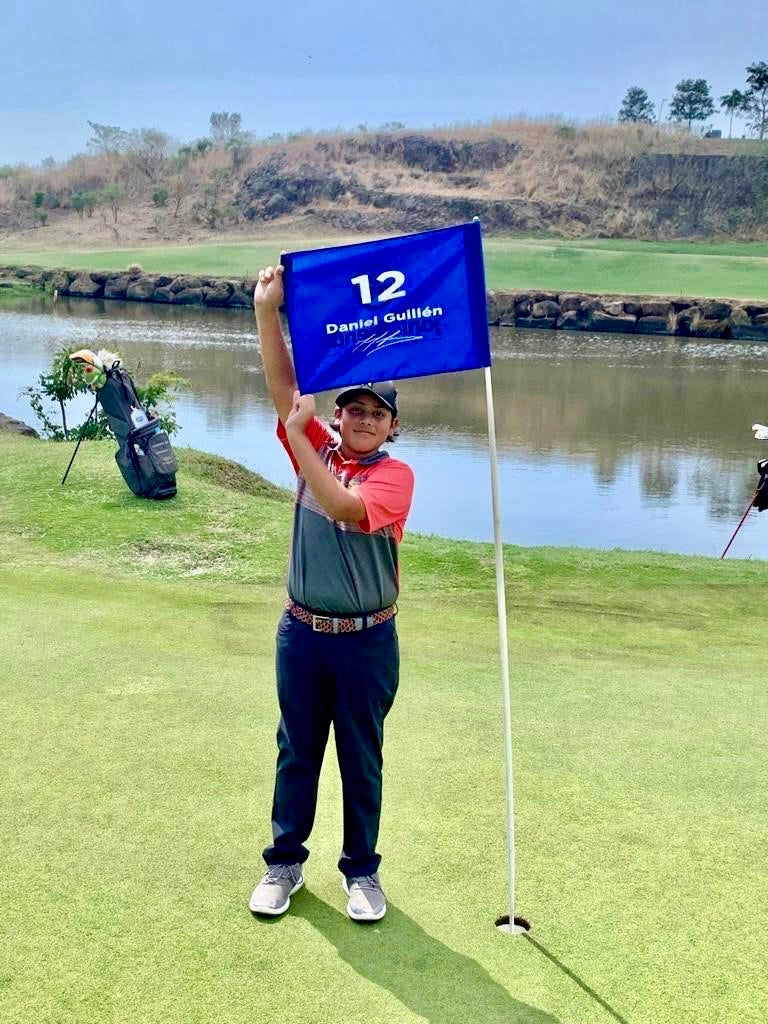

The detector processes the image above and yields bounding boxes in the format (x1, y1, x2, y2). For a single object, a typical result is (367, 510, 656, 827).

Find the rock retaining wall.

(2, 265, 768, 340)
(488, 290, 768, 340)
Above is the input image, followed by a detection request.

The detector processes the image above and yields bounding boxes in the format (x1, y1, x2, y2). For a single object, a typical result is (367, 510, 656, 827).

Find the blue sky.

(1, 0, 765, 164)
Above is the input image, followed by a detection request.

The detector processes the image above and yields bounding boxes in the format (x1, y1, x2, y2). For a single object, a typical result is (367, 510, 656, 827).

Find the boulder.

(50, 272, 71, 293)
(486, 289, 515, 325)
(514, 297, 532, 317)
(531, 300, 561, 319)
(557, 311, 582, 330)
(640, 300, 673, 318)
(173, 287, 203, 305)
(68, 274, 103, 298)
(586, 312, 636, 334)
(227, 289, 252, 308)
(730, 307, 751, 326)
(126, 278, 158, 301)
(700, 300, 731, 320)
(692, 318, 729, 338)
(89, 271, 110, 285)
(153, 287, 175, 303)
(558, 293, 584, 313)
(203, 283, 234, 306)
(0, 413, 39, 438)
(731, 323, 768, 340)
(603, 300, 625, 317)
(674, 308, 698, 335)
(170, 276, 203, 293)
(579, 297, 603, 315)
(636, 316, 670, 335)
(104, 275, 130, 299)
(755, 313, 768, 325)
(622, 299, 642, 315)
(743, 303, 768, 318)
(154, 275, 174, 288)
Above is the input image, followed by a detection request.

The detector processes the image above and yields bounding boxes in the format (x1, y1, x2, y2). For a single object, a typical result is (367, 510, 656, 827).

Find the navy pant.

(263, 610, 400, 878)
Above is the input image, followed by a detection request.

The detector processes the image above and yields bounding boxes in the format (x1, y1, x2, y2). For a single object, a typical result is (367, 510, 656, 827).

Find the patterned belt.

(286, 598, 397, 634)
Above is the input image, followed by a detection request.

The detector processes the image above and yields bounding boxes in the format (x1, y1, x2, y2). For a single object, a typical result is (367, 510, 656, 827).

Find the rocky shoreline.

(2, 264, 768, 340)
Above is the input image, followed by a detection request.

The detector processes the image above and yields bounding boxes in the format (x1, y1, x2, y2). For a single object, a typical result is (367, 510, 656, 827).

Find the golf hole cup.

(495, 915, 531, 935)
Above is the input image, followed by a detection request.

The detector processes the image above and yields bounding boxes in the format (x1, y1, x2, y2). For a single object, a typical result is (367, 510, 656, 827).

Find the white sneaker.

(249, 864, 303, 916)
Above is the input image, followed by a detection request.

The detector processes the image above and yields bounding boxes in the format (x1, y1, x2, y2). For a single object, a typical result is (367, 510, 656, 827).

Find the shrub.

(23, 349, 187, 440)
(152, 186, 169, 207)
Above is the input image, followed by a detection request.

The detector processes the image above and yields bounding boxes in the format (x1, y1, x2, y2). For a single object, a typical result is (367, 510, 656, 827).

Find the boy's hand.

(285, 390, 316, 433)
(253, 264, 284, 312)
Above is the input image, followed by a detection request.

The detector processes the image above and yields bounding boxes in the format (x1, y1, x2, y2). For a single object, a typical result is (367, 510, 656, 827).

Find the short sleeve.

(277, 416, 337, 473)
(355, 459, 415, 541)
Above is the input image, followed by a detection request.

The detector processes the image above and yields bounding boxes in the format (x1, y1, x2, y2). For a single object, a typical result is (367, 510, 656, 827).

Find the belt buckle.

(311, 614, 336, 633)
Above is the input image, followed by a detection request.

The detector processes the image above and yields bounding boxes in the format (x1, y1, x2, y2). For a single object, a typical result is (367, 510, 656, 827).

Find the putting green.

(1, 432, 766, 1023)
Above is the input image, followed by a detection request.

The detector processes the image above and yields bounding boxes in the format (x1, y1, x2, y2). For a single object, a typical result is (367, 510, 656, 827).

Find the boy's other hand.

(285, 390, 316, 433)
(254, 264, 284, 311)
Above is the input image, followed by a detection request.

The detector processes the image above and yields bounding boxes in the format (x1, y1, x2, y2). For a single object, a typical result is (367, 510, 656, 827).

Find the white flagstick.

(484, 365, 527, 935)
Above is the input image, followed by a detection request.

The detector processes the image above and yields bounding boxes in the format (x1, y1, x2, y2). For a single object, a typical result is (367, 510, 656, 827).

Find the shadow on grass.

(292, 889, 562, 1024)
(523, 935, 631, 1024)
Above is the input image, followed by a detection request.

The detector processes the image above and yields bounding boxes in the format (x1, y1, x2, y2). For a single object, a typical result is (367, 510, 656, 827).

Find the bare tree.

(86, 121, 128, 163)
(125, 128, 171, 180)
(209, 111, 242, 145)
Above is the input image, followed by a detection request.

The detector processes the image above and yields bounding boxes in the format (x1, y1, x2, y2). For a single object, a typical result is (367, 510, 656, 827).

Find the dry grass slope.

(1, 119, 767, 249)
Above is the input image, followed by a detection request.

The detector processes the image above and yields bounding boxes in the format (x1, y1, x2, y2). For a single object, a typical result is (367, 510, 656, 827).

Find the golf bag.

(98, 364, 177, 500)
(754, 459, 768, 512)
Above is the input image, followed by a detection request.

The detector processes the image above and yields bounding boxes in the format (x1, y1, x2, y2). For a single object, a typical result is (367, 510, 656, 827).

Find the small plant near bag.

(23, 347, 187, 441)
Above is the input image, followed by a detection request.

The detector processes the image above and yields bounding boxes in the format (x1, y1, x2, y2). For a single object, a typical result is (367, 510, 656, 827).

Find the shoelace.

(348, 875, 381, 893)
(264, 864, 297, 883)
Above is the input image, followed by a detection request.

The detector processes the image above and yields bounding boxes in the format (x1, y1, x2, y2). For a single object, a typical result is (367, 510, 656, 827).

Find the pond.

(1, 295, 767, 558)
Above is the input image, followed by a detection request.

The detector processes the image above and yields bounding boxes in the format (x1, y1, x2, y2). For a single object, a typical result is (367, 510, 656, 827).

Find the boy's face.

(335, 394, 398, 457)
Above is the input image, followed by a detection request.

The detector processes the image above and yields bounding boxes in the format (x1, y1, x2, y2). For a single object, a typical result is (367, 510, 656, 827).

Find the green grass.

(0, 279, 41, 301)
(1, 432, 767, 1024)
(3, 235, 768, 299)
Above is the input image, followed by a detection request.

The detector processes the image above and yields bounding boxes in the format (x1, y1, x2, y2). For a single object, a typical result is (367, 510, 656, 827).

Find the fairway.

(1, 432, 767, 1024)
(3, 235, 768, 299)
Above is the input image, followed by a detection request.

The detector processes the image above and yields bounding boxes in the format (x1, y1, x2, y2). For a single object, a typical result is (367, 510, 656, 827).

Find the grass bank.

(1, 432, 766, 1024)
(0, 279, 40, 301)
(3, 235, 768, 299)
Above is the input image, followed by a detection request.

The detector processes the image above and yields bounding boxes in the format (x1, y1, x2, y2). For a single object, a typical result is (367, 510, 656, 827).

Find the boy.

(249, 264, 414, 922)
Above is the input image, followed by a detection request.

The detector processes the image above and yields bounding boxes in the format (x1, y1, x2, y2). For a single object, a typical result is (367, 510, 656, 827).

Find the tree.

(22, 349, 88, 440)
(98, 184, 125, 223)
(125, 127, 171, 180)
(668, 79, 716, 131)
(209, 111, 242, 145)
(86, 120, 128, 162)
(618, 87, 656, 124)
(719, 89, 750, 138)
(745, 61, 768, 141)
(168, 153, 192, 217)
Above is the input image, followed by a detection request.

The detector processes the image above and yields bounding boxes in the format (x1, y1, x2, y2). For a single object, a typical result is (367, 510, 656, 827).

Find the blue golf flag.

(281, 222, 491, 393)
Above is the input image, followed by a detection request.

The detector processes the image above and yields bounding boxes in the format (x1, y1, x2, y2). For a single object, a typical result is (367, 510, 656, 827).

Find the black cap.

(335, 381, 398, 416)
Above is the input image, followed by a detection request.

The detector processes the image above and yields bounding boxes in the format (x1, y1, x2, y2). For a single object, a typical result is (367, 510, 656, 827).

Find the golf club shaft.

(720, 487, 760, 559)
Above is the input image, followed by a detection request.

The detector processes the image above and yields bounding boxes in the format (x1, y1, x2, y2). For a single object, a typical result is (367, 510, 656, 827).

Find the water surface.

(1, 296, 767, 558)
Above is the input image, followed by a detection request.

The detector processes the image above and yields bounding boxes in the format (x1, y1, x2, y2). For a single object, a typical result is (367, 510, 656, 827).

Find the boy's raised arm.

(253, 264, 297, 425)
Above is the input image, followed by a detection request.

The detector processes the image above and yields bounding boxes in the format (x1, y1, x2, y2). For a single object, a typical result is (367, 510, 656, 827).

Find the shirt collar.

(331, 442, 389, 467)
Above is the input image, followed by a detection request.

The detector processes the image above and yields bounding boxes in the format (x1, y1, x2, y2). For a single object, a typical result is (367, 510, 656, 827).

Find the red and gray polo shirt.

(277, 417, 415, 615)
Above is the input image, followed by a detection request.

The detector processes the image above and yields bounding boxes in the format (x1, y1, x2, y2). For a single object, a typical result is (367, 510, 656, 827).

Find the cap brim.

(335, 386, 397, 415)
